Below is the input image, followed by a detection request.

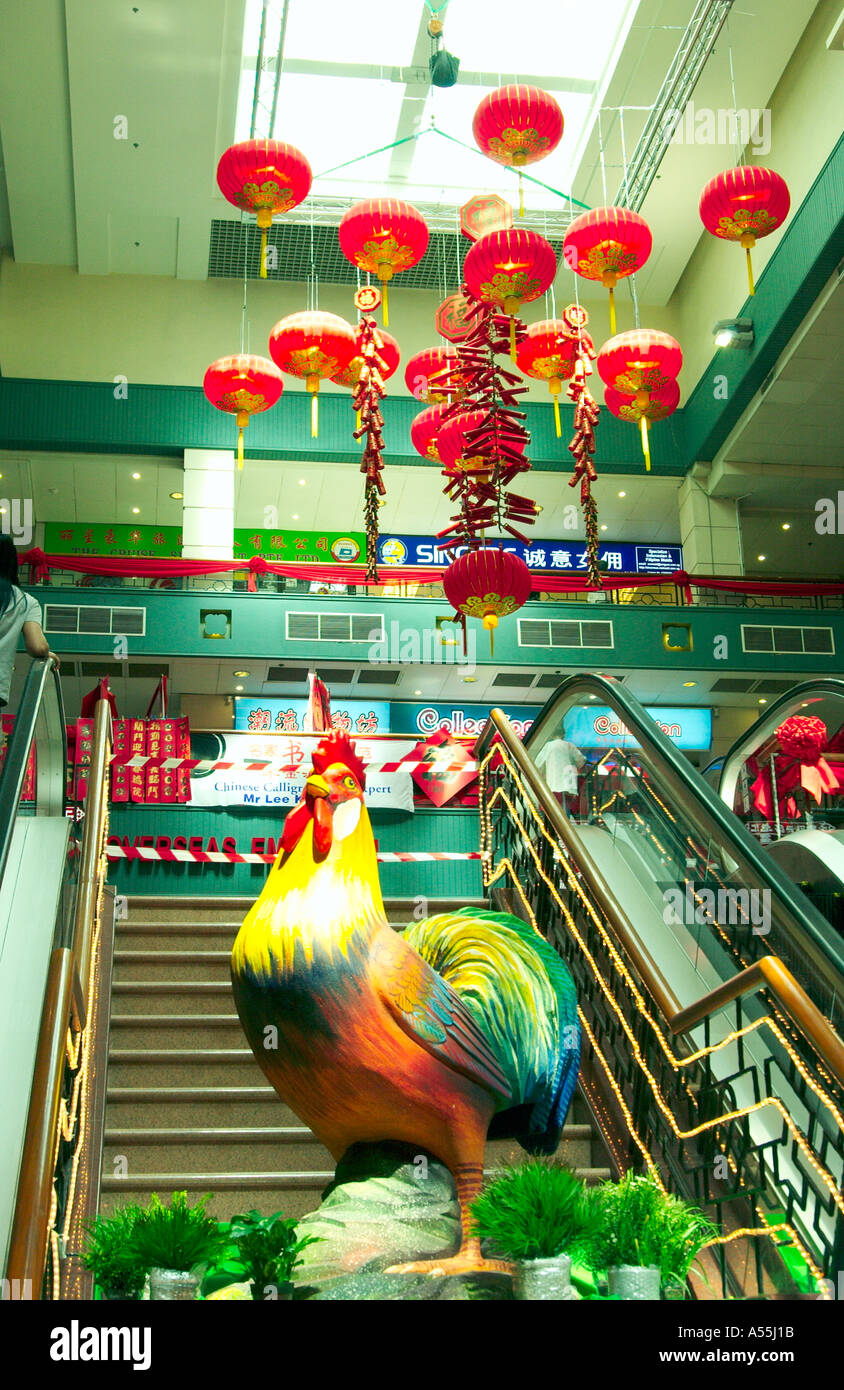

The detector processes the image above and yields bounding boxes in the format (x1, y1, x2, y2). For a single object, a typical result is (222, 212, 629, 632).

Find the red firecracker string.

(563, 307, 602, 588)
(352, 315, 389, 581)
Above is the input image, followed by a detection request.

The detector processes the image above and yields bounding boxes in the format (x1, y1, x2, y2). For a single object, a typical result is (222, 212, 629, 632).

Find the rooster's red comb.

(312, 730, 366, 789)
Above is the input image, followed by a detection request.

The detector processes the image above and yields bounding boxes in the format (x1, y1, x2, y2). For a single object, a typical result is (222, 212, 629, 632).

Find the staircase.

(101, 896, 611, 1221)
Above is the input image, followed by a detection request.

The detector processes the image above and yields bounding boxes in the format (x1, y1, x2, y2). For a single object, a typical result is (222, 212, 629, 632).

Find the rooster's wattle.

(231, 731, 580, 1276)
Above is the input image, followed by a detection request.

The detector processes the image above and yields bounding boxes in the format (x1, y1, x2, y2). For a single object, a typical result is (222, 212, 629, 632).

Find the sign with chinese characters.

(233, 529, 365, 564)
(377, 535, 683, 575)
(390, 703, 539, 739)
(234, 697, 391, 735)
(45, 522, 182, 557)
(562, 705, 713, 751)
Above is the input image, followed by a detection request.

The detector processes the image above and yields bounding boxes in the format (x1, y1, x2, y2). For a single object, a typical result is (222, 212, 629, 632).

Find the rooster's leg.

(385, 1163, 514, 1280)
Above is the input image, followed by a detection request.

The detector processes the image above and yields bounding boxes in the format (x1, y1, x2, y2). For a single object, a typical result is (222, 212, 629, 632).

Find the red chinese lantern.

(604, 379, 680, 472)
(404, 346, 466, 404)
(331, 327, 400, 389)
(437, 407, 528, 480)
(202, 354, 283, 468)
(269, 311, 356, 438)
(699, 165, 790, 296)
(338, 198, 429, 326)
(563, 207, 652, 335)
(443, 546, 533, 654)
(597, 329, 683, 396)
(473, 85, 564, 215)
(463, 227, 557, 358)
(216, 139, 312, 279)
(410, 404, 451, 464)
(516, 320, 580, 437)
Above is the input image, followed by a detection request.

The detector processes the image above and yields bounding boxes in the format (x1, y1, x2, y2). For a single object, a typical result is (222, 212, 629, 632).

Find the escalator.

(0, 664, 113, 1299)
(477, 673, 844, 1299)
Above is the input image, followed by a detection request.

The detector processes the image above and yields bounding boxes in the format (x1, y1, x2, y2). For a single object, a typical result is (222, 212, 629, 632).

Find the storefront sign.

(377, 535, 683, 575)
(233, 529, 365, 564)
(390, 703, 539, 739)
(45, 522, 182, 557)
(562, 705, 712, 750)
(234, 697, 391, 735)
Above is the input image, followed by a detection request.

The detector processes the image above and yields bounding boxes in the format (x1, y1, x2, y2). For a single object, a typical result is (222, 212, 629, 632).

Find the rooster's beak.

(305, 773, 330, 799)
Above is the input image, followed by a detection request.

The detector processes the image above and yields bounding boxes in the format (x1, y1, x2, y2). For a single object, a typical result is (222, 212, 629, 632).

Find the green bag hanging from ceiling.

(430, 49, 460, 87)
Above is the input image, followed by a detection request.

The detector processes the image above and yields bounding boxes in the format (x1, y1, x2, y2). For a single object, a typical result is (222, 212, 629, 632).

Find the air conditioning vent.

(77, 661, 170, 679)
(533, 672, 565, 688)
(285, 611, 384, 643)
(44, 604, 147, 636)
(518, 618, 613, 649)
(491, 672, 536, 688)
(356, 668, 401, 685)
(741, 624, 834, 656)
(712, 677, 755, 693)
(266, 666, 310, 683)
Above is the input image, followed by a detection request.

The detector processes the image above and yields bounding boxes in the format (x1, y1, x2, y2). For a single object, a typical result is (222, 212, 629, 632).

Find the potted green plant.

(83, 1206, 146, 1300)
(583, 1170, 719, 1300)
(227, 1209, 321, 1300)
(130, 1192, 228, 1300)
(469, 1160, 600, 1300)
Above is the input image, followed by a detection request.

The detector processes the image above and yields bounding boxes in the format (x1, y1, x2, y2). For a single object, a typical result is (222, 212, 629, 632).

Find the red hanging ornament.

(331, 327, 400, 389)
(438, 407, 528, 481)
(699, 166, 790, 296)
(338, 198, 429, 326)
(472, 85, 564, 216)
(268, 310, 356, 438)
(516, 319, 583, 437)
(410, 404, 450, 463)
(463, 227, 557, 359)
(563, 207, 652, 335)
(561, 305, 602, 587)
(350, 316, 391, 581)
(404, 346, 467, 404)
(597, 328, 683, 398)
(604, 379, 680, 473)
(443, 545, 533, 655)
(202, 354, 284, 468)
(216, 139, 312, 279)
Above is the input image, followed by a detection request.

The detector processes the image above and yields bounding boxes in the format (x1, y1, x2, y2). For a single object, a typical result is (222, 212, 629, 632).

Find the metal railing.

(476, 679, 844, 1298)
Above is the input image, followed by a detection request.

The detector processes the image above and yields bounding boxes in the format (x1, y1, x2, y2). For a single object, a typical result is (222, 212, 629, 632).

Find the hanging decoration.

(410, 403, 450, 463)
(562, 207, 652, 336)
(435, 290, 475, 343)
(750, 715, 840, 820)
(443, 546, 533, 655)
(604, 380, 680, 473)
(332, 324, 399, 431)
(404, 346, 466, 403)
(516, 319, 581, 437)
(699, 165, 790, 296)
(561, 304, 602, 587)
(472, 84, 564, 216)
(463, 227, 557, 358)
(216, 139, 312, 279)
(460, 194, 514, 241)
(202, 354, 284, 467)
(350, 306, 391, 582)
(269, 310, 356, 438)
(437, 406, 529, 482)
(338, 198, 429, 326)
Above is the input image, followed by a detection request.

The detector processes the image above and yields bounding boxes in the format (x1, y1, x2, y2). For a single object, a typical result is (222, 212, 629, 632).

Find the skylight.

(235, 0, 640, 216)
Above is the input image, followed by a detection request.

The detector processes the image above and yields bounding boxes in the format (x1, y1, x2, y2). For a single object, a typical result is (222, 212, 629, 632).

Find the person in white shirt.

(535, 732, 586, 814)
(0, 536, 59, 710)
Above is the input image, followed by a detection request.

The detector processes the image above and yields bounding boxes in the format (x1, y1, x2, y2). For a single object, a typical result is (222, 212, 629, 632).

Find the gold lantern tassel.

(236, 410, 248, 470)
(307, 374, 320, 439)
(519, 172, 525, 218)
(381, 279, 390, 327)
(608, 285, 617, 336)
(745, 248, 755, 295)
(483, 612, 498, 656)
(504, 295, 519, 362)
(259, 229, 268, 279)
(550, 377, 562, 438)
(510, 317, 517, 361)
(355, 409, 361, 431)
(640, 416, 651, 472)
(257, 210, 272, 279)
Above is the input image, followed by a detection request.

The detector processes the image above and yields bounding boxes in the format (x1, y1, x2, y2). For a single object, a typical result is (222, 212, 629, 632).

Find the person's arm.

(22, 621, 60, 668)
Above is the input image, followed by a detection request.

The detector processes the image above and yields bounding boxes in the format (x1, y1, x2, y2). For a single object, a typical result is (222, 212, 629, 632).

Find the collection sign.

(562, 705, 713, 751)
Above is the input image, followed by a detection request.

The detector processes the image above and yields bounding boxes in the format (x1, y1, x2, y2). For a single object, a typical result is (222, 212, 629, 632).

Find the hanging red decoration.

(216, 139, 312, 279)
(435, 291, 475, 343)
(597, 328, 682, 395)
(460, 194, 514, 241)
(516, 319, 582, 437)
(437, 407, 529, 481)
(463, 227, 557, 358)
(699, 166, 790, 296)
(472, 85, 564, 215)
(404, 346, 467, 404)
(202, 354, 284, 468)
(750, 716, 839, 821)
(269, 311, 356, 438)
(562, 207, 652, 336)
(604, 379, 680, 473)
(338, 198, 429, 326)
(331, 327, 400, 390)
(410, 404, 450, 464)
(443, 545, 533, 655)
(350, 316, 391, 581)
(562, 304, 602, 586)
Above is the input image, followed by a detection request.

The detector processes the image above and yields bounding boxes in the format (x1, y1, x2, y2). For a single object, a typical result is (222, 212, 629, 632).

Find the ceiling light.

(683, 681, 696, 687)
(170, 491, 183, 500)
(618, 490, 626, 498)
(298, 479, 306, 485)
(0, 508, 6, 516)
(462, 676, 477, 683)
(132, 471, 141, 479)
(233, 670, 250, 678)
(235, 685, 244, 692)
(414, 689, 422, 695)
(132, 507, 140, 514)
(713, 317, 754, 349)
(781, 522, 790, 530)
(600, 524, 608, 531)
(291, 514, 299, 521)
(758, 698, 767, 704)
(757, 554, 766, 561)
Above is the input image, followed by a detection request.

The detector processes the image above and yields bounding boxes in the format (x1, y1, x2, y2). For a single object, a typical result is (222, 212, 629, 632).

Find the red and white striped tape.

(106, 844, 483, 866)
(109, 753, 479, 775)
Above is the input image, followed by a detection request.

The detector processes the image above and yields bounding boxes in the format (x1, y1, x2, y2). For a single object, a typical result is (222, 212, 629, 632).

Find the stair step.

(110, 1015, 244, 1047)
(105, 1086, 298, 1128)
(102, 1132, 332, 1174)
(104, 1126, 313, 1143)
(111, 982, 235, 1015)
(113, 950, 233, 983)
(107, 1052, 263, 1087)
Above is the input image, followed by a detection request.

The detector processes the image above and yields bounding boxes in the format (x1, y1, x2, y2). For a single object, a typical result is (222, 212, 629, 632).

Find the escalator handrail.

(476, 702, 844, 1086)
(509, 671, 844, 989)
(716, 677, 844, 815)
(0, 657, 65, 889)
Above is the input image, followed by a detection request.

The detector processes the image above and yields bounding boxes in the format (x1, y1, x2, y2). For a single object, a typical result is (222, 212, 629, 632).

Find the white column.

(678, 472, 744, 577)
(181, 449, 235, 560)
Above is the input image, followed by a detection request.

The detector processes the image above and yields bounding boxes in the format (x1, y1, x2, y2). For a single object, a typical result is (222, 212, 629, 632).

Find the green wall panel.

(108, 804, 484, 901)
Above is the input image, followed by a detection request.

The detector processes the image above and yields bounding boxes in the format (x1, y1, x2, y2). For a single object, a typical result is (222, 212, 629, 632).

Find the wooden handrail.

(477, 707, 844, 1089)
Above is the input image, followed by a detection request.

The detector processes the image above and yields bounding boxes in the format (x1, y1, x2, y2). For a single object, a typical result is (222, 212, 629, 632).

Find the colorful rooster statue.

(231, 731, 580, 1276)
